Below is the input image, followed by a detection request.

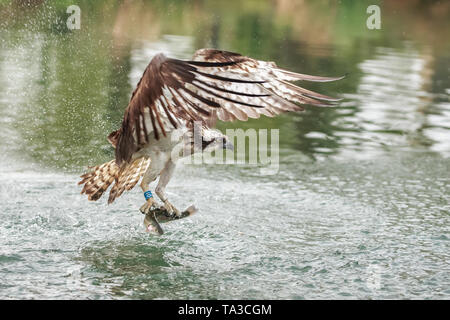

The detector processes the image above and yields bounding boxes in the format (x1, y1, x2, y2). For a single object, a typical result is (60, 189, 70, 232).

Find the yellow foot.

(140, 197, 157, 214)
(163, 200, 181, 217)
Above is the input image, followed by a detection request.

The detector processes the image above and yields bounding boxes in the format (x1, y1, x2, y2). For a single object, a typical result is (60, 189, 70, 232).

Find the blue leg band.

(144, 191, 153, 200)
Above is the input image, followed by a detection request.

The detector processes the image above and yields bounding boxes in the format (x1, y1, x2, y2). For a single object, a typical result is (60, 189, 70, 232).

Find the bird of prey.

(79, 49, 342, 216)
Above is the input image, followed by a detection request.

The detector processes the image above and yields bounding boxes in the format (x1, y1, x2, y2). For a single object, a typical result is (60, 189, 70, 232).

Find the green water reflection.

(0, 0, 449, 171)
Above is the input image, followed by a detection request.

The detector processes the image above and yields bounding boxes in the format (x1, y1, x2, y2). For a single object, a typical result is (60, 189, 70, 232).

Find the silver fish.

(143, 205, 197, 235)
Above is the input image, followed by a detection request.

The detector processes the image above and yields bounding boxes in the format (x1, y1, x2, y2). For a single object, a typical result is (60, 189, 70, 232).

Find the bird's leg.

(139, 184, 157, 214)
(155, 160, 180, 217)
(139, 163, 161, 214)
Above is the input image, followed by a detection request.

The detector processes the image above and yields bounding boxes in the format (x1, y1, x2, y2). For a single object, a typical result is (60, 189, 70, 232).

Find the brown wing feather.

(113, 49, 343, 165)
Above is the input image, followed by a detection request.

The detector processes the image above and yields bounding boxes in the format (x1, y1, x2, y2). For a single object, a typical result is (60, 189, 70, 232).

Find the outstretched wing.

(114, 49, 343, 165)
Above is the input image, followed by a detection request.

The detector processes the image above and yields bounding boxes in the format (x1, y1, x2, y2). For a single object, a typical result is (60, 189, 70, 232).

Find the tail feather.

(108, 157, 151, 204)
(79, 160, 119, 201)
(79, 157, 150, 203)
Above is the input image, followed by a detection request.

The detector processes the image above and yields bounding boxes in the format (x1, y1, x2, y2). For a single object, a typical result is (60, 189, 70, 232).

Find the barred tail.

(78, 157, 150, 203)
(107, 157, 151, 204)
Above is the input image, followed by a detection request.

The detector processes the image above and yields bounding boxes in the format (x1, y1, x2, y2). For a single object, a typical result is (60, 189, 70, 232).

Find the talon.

(140, 197, 157, 214)
(163, 200, 181, 217)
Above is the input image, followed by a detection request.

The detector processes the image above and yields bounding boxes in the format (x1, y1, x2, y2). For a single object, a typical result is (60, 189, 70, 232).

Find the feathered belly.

(133, 126, 189, 159)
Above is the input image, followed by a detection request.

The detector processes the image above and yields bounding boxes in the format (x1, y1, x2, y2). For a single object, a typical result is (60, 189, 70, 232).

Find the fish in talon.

(143, 205, 197, 235)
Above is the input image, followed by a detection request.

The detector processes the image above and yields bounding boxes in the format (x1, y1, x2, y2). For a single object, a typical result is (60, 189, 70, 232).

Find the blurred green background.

(0, 0, 448, 171)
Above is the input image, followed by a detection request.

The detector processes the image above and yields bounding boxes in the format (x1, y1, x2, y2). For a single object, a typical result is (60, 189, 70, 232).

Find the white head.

(199, 128, 234, 153)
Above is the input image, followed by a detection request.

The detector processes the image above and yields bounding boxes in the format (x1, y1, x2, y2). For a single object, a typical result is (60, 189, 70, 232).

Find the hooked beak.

(223, 140, 234, 151)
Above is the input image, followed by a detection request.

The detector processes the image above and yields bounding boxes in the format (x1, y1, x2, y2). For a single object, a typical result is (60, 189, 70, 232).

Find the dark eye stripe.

(202, 139, 214, 149)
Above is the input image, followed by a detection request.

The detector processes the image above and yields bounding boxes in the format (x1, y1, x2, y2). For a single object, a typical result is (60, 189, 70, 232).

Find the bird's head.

(200, 128, 234, 153)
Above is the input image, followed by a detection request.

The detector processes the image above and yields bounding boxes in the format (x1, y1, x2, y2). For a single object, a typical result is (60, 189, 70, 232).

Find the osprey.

(79, 49, 342, 216)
